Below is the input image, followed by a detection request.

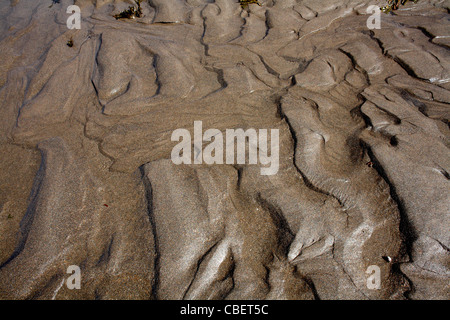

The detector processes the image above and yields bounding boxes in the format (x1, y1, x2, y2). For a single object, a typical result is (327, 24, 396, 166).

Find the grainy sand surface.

(0, 0, 448, 300)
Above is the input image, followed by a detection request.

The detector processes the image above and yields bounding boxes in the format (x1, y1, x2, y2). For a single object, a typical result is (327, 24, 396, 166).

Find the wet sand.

(0, 0, 448, 299)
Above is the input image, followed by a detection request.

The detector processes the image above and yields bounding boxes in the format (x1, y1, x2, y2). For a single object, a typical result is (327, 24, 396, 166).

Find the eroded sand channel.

(0, 0, 448, 300)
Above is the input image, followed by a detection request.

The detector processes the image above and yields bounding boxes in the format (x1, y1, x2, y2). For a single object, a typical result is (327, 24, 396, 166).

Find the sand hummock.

(0, 0, 448, 300)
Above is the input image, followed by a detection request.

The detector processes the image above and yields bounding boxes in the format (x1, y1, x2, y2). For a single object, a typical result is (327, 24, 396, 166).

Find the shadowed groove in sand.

(0, 0, 449, 300)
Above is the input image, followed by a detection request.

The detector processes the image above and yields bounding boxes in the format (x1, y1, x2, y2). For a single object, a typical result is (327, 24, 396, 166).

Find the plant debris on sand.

(114, 0, 143, 20)
(239, 0, 261, 9)
(380, 0, 419, 13)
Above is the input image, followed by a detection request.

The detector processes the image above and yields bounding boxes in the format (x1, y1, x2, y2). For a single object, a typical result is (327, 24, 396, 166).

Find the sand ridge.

(0, 0, 448, 299)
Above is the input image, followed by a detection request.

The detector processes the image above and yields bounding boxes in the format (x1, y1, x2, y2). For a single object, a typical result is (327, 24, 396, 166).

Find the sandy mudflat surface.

(0, 0, 449, 300)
